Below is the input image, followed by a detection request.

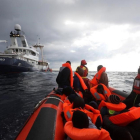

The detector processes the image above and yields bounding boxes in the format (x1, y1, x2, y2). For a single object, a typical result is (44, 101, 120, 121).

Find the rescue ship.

(0, 24, 48, 73)
(15, 87, 129, 140)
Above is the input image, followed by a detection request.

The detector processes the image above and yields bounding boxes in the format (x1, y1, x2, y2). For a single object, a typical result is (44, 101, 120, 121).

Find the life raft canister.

(132, 74, 140, 94)
(98, 100, 126, 112)
(90, 84, 111, 101)
(90, 67, 106, 86)
(109, 107, 140, 126)
(64, 121, 111, 140)
(62, 63, 73, 88)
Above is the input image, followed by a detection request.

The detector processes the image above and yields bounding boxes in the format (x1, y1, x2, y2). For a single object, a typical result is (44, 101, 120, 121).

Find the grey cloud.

(0, 0, 140, 69)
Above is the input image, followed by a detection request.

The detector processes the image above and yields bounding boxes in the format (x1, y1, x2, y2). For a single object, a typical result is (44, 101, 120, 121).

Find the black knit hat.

(72, 110, 89, 129)
(108, 95, 121, 104)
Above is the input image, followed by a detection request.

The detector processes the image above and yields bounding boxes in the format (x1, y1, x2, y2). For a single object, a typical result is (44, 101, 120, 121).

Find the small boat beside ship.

(15, 87, 129, 140)
(0, 24, 49, 73)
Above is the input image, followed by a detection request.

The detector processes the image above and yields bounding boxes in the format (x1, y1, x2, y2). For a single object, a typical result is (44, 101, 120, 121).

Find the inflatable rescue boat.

(15, 87, 129, 140)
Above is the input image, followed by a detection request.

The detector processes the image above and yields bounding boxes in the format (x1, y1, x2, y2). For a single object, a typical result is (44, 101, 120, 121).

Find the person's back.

(90, 65, 108, 87)
(97, 65, 108, 87)
(73, 67, 85, 93)
(56, 61, 73, 88)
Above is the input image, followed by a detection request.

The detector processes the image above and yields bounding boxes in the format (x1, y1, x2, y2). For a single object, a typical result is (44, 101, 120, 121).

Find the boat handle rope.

(45, 96, 64, 103)
(34, 96, 64, 111)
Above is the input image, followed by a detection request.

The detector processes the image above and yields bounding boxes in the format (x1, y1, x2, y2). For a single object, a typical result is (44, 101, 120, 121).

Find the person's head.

(66, 61, 71, 65)
(97, 84, 104, 94)
(97, 65, 103, 71)
(62, 86, 73, 96)
(68, 94, 77, 103)
(81, 60, 87, 66)
(76, 67, 84, 77)
(108, 95, 121, 104)
(138, 67, 140, 74)
(72, 110, 89, 129)
(73, 96, 85, 109)
(112, 128, 133, 140)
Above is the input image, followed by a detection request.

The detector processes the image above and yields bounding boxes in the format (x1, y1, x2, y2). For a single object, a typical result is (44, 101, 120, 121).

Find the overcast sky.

(0, 0, 140, 71)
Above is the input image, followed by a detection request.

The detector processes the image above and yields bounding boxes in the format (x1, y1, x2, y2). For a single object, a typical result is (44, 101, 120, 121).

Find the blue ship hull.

(0, 57, 34, 73)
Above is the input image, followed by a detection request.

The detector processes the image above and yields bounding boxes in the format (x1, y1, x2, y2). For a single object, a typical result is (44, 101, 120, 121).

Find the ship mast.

(33, 38, 44, 62)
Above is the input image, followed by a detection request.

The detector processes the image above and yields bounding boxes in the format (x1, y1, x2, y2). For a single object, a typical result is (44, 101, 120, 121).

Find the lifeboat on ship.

(15, 87, 129, 140)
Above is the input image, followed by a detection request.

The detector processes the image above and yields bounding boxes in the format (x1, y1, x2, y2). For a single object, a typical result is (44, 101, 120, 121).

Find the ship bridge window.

(31, 51, 36, 56)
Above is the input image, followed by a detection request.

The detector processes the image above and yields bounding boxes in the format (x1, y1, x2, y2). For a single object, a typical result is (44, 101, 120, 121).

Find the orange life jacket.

(132, 74, 140, 94)
(90, 84, 111, 101)
(62, 63, 73, 87)
(90, 67, 106, 86)
(63, 103, 102, 124)
(98, 100, 126, 112)
(109, 107, 140, 126)
(64, 121, 111, 140)
(74, 72, 88, 91)
(80, 65, 88, 78)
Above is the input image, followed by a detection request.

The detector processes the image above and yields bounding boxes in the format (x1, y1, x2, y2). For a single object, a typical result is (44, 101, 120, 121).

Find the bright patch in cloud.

(64, 20, 88, 27)
(70, 50, 75, 52)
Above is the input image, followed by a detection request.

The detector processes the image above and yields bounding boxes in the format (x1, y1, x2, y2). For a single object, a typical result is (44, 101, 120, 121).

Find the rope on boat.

(45, 96, 64, 103)
(34, 95, 64, 111)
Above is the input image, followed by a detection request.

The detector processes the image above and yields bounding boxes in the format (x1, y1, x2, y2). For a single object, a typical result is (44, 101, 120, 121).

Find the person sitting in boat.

(73, 67, 88, 98)
(90, 84, 111, 105)
(103, 118, 133, 140)
(103, 107, 140, 140)
(63, 96, 102, 129)
(56, 61, 73, 88)
(76, 60, 90, 89)
(123, 67, 140, 109)
(98, 94, 126, 118)
(90, 65, 109, 87)
(64, 110, 111, 140)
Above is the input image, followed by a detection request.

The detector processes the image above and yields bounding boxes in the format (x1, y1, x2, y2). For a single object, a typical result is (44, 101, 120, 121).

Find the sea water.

(0, 71, 136, 140)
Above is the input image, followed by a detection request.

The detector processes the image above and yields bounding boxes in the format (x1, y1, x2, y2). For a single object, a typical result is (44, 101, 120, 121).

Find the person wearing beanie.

(76, 60, 90, 90)
(99, 95, 126, 118)
(108, 94, 121, 104)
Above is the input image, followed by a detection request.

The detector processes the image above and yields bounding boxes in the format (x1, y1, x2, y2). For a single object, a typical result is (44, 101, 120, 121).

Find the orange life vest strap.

(74, 72, 88, 90)
(90, 67, 106, 86)
(62, 63, 73, 87)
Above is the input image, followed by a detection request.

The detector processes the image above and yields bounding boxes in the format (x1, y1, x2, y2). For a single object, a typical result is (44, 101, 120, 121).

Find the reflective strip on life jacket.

(74, 72, 88, 90)
(133, 75, 140, 94)
(64, 121, 111, 140)
(90, 67, 106, 86)
(109, 107, 140, 126)
(62, 63, 73, 87)
(64, 103, 101, 124)
(98, 100, 126, 112)
(90, 84, 111, 101)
